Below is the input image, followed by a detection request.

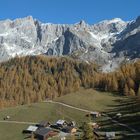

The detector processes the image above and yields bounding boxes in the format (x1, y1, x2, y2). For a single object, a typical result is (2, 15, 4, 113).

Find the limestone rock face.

(0, 16, 140, 72)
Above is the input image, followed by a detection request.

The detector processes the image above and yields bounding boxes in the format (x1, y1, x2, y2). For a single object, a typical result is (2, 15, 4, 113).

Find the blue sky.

(0, 0, 140, 24)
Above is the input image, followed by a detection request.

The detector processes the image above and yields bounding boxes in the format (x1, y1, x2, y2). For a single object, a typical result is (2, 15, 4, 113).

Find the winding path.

(46, 100, 93, 113)
(0, 100, 139, 134)
(45, 100, 139, 133)
(0, 120, 36, 125)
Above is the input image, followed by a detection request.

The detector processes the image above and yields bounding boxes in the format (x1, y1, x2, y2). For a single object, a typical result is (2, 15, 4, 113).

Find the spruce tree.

(137, 85, 140, 96)
(124, 84, 129, 96)
(82, 122, 94, 140)
(129, 88, 135, 96)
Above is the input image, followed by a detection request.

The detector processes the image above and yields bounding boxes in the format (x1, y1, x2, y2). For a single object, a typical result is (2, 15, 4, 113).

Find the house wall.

(71, 128, 77, 133)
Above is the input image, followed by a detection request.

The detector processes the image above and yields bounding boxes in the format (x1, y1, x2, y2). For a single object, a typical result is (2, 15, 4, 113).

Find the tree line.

(0, 55, 139, 108)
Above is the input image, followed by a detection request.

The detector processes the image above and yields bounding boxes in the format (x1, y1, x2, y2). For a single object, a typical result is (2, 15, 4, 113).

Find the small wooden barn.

(61, 126, 77, 133)
(37, 121, 50, 128)
(34, 128, 58, 140)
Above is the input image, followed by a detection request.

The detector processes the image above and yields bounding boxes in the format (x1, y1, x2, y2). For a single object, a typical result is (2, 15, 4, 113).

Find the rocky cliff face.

(0, 16, 140, 72)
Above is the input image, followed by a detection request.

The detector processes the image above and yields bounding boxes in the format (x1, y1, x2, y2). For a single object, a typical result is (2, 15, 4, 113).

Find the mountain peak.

(136, 16, 140, 23)
(99, 18, 125, 25)
(78, 20, 87, 27)
(110, 18, 124, 23)
(13, 16, 34, 23)
(0, 16, 140, 72)
(21, 16, 34, 22)
(79, 20, 86, 24)
(26, 15, 34, 20)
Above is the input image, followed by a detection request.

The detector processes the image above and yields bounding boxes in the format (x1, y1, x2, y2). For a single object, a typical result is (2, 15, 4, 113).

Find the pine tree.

(124, 84, 129, 96)
(127, 78, 135, 89)
(82, 122, 94, 140)
(137, 85, 140, 96)
(129, 88, 135, 96)
(111, 76, 118, 92)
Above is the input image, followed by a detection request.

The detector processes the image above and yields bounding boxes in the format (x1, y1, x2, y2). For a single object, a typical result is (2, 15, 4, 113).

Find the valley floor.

(0, 89, 140, 140)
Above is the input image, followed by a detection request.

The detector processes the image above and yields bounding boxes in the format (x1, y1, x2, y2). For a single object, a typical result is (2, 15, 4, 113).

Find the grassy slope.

(0, 123, 28, 140)
(0, 102, 86, 123)
(0, 89, 140, 140)
(55, 89, 140, 139)
(0, 102, 85, 140)
(55, 88, 125, 112)
(107, 97, 140, 132)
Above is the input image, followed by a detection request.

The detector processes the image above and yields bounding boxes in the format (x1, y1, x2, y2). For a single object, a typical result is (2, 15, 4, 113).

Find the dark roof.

(35, 128, 52, 136)
(50, 124, 61, 129)
(38, 121, 50, 127)
(62, 126, 75, 133)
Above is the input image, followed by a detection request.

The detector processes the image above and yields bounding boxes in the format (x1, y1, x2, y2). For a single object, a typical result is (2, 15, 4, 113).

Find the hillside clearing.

(55, 88, 125, 112)
(0, 102, 85, 140)
(0, 89, 139, 139)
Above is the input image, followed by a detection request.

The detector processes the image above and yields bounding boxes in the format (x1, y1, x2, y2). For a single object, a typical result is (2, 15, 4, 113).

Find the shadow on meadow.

(95, 97, 140, 139)
(106, 97, 140, 132)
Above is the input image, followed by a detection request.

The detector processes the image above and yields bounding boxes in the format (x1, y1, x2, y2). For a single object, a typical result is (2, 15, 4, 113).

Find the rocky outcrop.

(0, 16, 140, 72)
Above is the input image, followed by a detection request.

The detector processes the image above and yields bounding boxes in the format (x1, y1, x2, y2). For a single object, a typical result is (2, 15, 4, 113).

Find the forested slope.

(0, 55, 140, 108)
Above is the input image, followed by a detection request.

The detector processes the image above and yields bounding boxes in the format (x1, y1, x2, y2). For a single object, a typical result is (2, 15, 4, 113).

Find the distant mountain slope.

(0, 16, 140, 71)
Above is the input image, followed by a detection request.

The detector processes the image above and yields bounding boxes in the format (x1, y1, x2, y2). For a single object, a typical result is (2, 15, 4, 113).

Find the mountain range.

(0, 16, 140, 72)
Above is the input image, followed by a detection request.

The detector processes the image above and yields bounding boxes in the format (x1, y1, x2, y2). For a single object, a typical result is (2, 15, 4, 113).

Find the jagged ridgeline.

(0, 56, 140, 108)
(1, 16, 140, 72)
